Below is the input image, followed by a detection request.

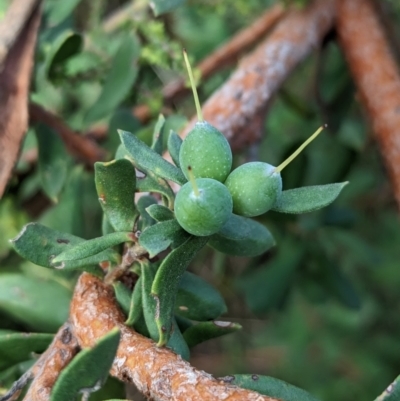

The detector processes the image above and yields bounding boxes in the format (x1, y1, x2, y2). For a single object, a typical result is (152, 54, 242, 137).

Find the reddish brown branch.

(70, 273, 279, 401)
(0, 1, 41, 197)
(23, 323, 80, 401)
(29, 103, 106, 165)
(337, 0, 400, 208)
(181, 0, 335, 150)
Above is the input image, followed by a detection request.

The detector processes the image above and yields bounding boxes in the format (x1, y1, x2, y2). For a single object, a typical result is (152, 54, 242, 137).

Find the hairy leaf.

(126, 277, 142, 326)
(137, 195, 157, 231)
(146, 204, 174, 222)
(151, 114, 166, 154)
(50, 329, 120, 401)
(183, 321, 241, 348)
(176, 272, 227, 321)
(167, 318, 190, 360)
(209, 214, 275, 257)
(151, 236, 209, 345)
(113, 282, 131, 317)
(167, 130, 182, 168)
(272, 182, 348, 214)
(119, 130, 186, 185)
(136, 174, 175, 208)
(0, 332, 53, 370)
(141, 262, 159, 342)
(221, 374, 321, 401)
(95, 159, 138, 232)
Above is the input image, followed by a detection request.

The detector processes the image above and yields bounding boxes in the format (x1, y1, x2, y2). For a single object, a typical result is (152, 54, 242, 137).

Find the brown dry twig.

(181, 0, 336, 150)
(0, 1, 41, 197)
(337, 0, 400, 209)
(70, 273, 279, 401)
(29, 103, 106, 166)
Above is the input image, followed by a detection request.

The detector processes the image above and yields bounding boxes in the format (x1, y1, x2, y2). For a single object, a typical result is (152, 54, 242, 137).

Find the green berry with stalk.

(175, 167, 233, 236)
(225, 125, 326, 217)
(179, 50, 232, 183)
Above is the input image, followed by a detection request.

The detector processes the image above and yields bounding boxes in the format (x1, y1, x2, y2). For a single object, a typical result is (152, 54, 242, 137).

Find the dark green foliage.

(145, 204, 175, 222)
(95, 159, 138, 232)
(222, 374, 321, 401)
(151, 114, 166, 154)
(168, 130, 183, 168)
(208, 214, 276, 257)
(50, 329, 120, 401)
(136, 195, 157, 231)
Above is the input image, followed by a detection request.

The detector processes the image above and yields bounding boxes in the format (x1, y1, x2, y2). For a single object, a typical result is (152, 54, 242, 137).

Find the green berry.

(224, 162, 282, 217)
(179, 122, 232, 182)
(175, 178, 233, 236)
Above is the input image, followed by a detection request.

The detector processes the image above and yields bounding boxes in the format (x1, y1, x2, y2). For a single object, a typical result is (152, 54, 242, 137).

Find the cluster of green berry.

(174, 51, 324, 237)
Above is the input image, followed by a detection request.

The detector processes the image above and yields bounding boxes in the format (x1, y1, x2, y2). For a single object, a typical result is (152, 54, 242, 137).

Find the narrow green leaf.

(51, 232, 133, 265)
(167, 318, 190, 360)
(151, 115, 166, 154)
(0, 274, 71, 332)
(375, 375, 400, 401)
(167, 130, 182, 168)
(139, 220, 188, 258)
(150, 0, 186, 16)
(151, 236, 209, 345)
(95, 159, 138, 232)
(221, 374, 321, 401)
(209, 214, 276, 257)
(137, 195, 157, 231)
(176, 272, 227, 321)
(119, 130, 186, 185)
(126, 277, 142, 326)
(50, 329, 120, 401)
(113, 282, 132, 317)
(141, 262, 159, 342)
(146, 204, 174, 222)
(46, 31, 83, 82)
(102, 215, 115, 235)
(183, 321, 241, 348)
(136, 174, 175, 208)
(35, 124, 69, 202)
(175, 315, 193, 333)
(10, 223, 112, 273)
(85, 35, 140, 125)
(0, 332, 53, 370)
(272, 182, 349, 214)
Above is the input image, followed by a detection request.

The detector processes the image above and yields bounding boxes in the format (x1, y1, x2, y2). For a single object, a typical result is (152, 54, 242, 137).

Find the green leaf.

(139, 220, 188, 258)
(46, 0, 83, 25)
(126, 277, 142, 326)
(50, 329, 120, 401)
(10, 223, 111, 273)
(113, 282, 131, 317)
(222, 374, 321, 401)
(137, 195, 157, 231)
(85, 35, 140, 125)
(119, 130, 186, 185)
(0, 274, 71, 332)
(375, 375, 400, 401)
(272, 182, 348, 214)
(51, 232, 133, 265)
(146, 204, 174, 222)
(208, 214, 276, 257)
(151, 236, 209, 345)
(95, 159, 138, 232)
(150, 0, 186, 16)
(175, 272, 227, 321)
(46, 31, 83, 82)
(141, 262, 159, 342)
(136, 175, 175, 208)
(167, 130, 182, 168)
(35, 124, 69, 202)
(151, 115, 166, 154)
(183, 321, 241, 348)
(0, 332, 53, 370)
(166, 318, 190, 360)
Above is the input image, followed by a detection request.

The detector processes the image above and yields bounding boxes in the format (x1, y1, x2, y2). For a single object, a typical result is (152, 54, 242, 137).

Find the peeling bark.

(337, 0, 400, 208)
(71, 273, 279, 401)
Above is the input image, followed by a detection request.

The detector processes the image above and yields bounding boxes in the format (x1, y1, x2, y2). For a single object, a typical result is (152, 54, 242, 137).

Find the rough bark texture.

(23, 323, 80, 401)
(0, 1, 41, 197)
(337, 0, 400, 208)
(181, 0, 336, 150)
(71, 273, 279, 401)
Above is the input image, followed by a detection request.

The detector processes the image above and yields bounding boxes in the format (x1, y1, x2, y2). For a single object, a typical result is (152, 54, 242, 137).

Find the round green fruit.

(179, 121, 232, 182)
(175, 178, 233, 236)
(224, 162, 282, 217)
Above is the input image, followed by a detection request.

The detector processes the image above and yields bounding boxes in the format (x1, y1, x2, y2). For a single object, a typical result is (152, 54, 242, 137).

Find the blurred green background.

(1, 0, 400, 400)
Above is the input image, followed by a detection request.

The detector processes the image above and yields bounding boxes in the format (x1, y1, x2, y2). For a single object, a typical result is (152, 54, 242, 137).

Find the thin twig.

(181, 0, 336, 150)
(70, 273, 280, 401)
(337, 0, 400, 208)
(29, 102, 106, 166)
